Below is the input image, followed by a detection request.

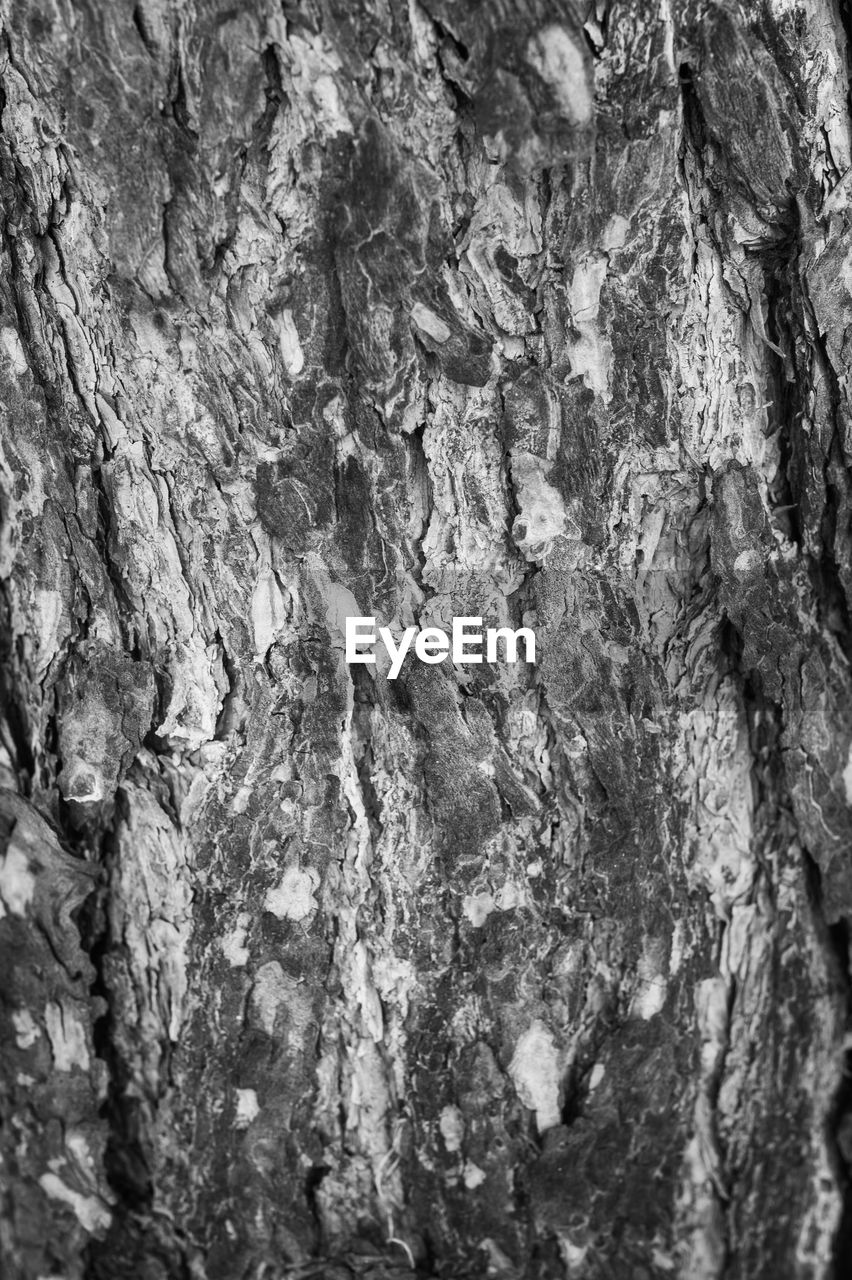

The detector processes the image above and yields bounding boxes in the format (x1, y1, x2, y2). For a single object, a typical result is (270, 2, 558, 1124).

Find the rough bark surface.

(3, 1, 852, 1277)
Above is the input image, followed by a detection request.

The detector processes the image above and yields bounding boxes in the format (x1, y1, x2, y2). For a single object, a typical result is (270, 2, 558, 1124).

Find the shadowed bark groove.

(3, 2, 852, 1278)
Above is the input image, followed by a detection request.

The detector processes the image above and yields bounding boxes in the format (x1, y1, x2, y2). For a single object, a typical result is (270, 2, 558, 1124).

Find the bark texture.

(3, 1, 852, 1277)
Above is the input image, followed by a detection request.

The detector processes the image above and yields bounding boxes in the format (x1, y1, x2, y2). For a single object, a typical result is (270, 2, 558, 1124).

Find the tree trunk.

(2, 1, 852, 1277)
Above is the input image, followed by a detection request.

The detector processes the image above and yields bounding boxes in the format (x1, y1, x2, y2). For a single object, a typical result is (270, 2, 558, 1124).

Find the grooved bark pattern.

(2, 2, 852, 1278)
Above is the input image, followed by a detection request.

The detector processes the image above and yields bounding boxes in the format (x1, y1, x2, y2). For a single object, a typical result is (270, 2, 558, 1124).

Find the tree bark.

(2, 1, 852, 1277)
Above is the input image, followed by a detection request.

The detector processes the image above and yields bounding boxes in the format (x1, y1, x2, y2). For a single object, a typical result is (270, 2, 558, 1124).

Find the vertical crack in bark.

(771, 195, 852, 1280)
(80, 816, 154, 1280)
(806, 850, 852, 1280)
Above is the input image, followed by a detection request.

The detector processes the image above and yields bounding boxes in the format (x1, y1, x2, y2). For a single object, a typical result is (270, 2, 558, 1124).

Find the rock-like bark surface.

(3, 1, 852, 1277)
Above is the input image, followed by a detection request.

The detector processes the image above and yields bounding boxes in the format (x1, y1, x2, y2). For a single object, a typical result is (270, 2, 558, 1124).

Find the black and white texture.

(2, 1, 852, 1276)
